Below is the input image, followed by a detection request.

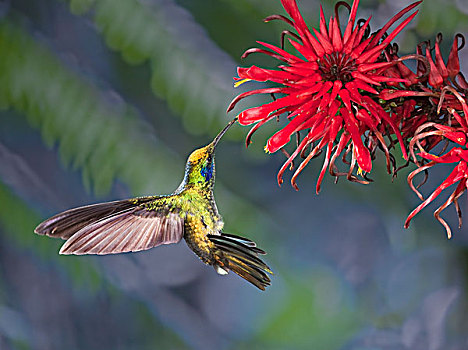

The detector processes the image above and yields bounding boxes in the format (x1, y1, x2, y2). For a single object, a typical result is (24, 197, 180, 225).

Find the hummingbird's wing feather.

(59, 207, 184, 255)
(34, 198, 155, 240)
(208, 233, 272, 291)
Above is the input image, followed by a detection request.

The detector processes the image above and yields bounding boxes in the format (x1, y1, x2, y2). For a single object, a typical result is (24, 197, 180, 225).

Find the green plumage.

(35, 119, 272, 290)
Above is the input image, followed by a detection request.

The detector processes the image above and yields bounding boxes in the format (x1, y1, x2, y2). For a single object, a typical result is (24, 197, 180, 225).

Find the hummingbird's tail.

(208, 233, 272, 290)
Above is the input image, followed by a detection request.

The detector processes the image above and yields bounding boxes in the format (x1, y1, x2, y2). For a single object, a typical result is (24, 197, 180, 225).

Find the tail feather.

(208, 233, 272, 291)
(227, 256, 271, 290)
(217, 232, 257, 247)
(34, 199, 137, 239)
(209, 234, 266, 255)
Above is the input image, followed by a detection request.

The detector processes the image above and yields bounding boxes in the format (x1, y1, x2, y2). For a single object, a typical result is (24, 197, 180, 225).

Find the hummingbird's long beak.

(211, 117, 238, 149)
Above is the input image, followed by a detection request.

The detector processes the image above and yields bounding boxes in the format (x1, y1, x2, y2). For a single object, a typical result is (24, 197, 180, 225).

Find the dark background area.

(1, 0, 468, 349)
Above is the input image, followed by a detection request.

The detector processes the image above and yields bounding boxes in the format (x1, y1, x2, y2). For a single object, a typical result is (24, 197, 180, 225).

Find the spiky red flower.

(228, 0, 420, 192)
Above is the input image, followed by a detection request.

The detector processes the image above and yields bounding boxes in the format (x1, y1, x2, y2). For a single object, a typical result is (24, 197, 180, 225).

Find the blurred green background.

(1, 0, 468, 349)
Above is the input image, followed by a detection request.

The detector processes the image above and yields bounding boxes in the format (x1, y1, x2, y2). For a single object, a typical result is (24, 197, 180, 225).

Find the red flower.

(405, 146, 468, 239)
(228, 0, 420, 192)
(404, 106, 468, 238)
(379, 33, 468, 238)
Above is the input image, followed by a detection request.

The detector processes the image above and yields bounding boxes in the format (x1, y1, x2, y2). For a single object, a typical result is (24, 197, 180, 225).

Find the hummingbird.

(34, 118, 272, 290)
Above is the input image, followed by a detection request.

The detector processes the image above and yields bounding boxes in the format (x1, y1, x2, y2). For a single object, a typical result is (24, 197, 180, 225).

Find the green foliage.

(417, 1, 468, 37)
(0, 19, 182, 196)
(257, 267, 358, 350)
(63, 0, 238, 136)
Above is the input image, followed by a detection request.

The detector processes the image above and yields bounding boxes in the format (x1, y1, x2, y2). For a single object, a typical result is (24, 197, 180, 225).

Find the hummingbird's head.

(183, 118, 237, 188)
(186, 144, 216, 186)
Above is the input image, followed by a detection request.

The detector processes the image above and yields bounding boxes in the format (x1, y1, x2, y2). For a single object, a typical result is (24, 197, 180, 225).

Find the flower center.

(318, 53, 356, 83)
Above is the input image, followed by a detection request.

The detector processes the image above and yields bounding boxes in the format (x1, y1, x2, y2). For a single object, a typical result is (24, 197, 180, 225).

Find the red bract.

(228, 0, 420, 192)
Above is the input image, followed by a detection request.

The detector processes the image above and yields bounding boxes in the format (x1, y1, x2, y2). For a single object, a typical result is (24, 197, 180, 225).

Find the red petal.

(357, 11, 419, 64)
(339, 89, 351, 110)
(245, 116, 276, 146)
(434, 37, 449, 79)
(418, 151, 460, 163)
(329, 80, 343, 103)
(379, 89, 433, 100)
(227, 87, 283, 112)
(343, 20, 360, 54)
(356, 108, 377, 130)
(313, 27, 334, 54)
(405, 161, 466, 228)
(257, 41, 303, 63)
(316, 142, 333, 194)
(396, 60, 418, 85)
(342, 0, 360, 44)
(353, 79, 378, 94)
(358, 61, 395, 73)
(238, 65, 297, 83)
(319, 5, 329, 41)
(281, 0, 317, 51)
(433, 125, 466, 145)
(288, 39, 318, 60)
(267, 112, 314, 152)
(342, 108, 372, 172)
(280, 64, 318, 76)
(448, 108, 468, 130)
(447, 35, 461, 78)
(345, 81, 364, 104)
(276, 134, 311, 185)
(238, 95, 302, 124)
(351, 71, 380, 86)
(313, 81, 334, 100)
(426, 45, 444, 87)
(330, 17, 343, 52)
(350, 36, 372, 59)
(369, 1, 422, 47)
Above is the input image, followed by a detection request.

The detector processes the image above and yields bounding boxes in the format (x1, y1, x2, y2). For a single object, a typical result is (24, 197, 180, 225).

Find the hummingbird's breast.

(180, 189, 223, 264)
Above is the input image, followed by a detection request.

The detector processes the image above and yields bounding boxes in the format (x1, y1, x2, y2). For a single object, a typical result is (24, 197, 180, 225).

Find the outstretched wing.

(35, 197, 185, 255)
(35, 199, 139, 240)
(59, 208, 184, 255)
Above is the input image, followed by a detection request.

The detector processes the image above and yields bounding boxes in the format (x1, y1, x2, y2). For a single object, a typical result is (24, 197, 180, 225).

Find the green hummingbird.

(35, 118, 272, 290)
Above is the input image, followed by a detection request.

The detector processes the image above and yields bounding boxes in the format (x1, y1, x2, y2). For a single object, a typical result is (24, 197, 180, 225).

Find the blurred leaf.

(0, 18, 182, 196)
(63, 0, 239, 136)
(256, 266, 359, 349)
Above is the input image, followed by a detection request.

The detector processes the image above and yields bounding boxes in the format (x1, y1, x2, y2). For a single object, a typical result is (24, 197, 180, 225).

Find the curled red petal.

(257, 41, 303, 63)
(405, 161, 467, 228)
(267, 112, 315, 152)
(341, 109, 372, 173)
(227, 87, 283, 112)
